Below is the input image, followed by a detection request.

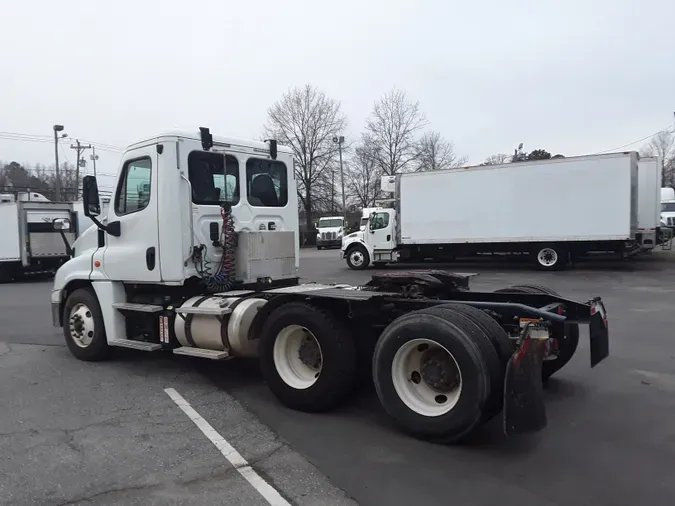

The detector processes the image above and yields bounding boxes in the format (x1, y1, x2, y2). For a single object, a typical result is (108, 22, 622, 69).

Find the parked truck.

(343, 152, 639, 271)
(0, 191, 78, 282)
(636, 157, 662, 250)
(315, 216, 345, 249)
(51, 129, 609, 443)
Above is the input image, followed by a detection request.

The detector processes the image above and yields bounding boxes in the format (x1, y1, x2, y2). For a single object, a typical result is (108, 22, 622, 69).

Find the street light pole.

(333, 135, 346, 224)
(90, 147, 99, 177)
(53, 125, 65, 201)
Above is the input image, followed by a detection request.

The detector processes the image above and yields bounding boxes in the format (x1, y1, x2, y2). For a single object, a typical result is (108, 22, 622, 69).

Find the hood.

(317, 227, 343, 233)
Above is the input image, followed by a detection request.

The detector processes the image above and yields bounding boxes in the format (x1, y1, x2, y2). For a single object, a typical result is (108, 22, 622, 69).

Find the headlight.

(316, 234, 320, 240)
(337, 234, 342, 240)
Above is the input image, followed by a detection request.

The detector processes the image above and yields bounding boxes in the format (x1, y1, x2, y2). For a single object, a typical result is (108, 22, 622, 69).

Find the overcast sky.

(1, 0, 673, 192)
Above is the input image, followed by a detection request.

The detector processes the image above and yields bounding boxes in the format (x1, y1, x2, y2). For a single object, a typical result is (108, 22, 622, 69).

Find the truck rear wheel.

(372, 309, 497, 443)
(62, 287, 111, 362)
(346, 245, 370, 270)
(533, 244, 568, 270)
(259, 302, 357, 412)
(494, 285, 580, 379)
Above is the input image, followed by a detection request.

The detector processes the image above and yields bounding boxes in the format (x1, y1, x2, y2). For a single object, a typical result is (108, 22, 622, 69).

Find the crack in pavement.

(52, 443, 287, 506)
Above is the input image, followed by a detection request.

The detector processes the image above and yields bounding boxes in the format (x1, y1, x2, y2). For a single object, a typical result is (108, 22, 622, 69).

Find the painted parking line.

(164, 388, 291, 506)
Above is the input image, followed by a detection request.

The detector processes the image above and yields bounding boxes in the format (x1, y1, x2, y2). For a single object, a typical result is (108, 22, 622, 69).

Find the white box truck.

(0, 192, 78, 281)
(50, 128, 610, 444)
(636, 157, 661, 250)
(342, 152, 639, 270)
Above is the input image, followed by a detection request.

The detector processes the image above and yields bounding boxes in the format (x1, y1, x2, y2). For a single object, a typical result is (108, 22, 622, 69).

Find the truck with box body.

(636, 157, 661, 250)
(51, 129, 609, 443)
(343, 153, 639, 271)
(0, 192, 78, 281)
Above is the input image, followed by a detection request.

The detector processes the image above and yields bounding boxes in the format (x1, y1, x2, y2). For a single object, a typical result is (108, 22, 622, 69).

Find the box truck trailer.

(0, 192, 78, 281)
(50, 129, 609, 444)
(342, 152, 639, 271)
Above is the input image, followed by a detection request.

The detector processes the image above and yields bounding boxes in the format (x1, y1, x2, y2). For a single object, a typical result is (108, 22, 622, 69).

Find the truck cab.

(342, 208, 396, 269)
(315, 216, 344, 249)
(52, 130, 299, 337)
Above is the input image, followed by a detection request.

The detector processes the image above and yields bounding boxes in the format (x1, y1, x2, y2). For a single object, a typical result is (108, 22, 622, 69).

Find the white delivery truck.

(636, 157, 662, 250)
(343, 152, 639, 271)
(315, 216, 345, 249)
(0, 192, 78, 282)
(661, 187, 675, 228)
(51, 129, 610, 444)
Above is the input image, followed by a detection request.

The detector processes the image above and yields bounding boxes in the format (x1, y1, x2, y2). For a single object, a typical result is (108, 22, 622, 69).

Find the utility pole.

(53, 125, 67, 201)
(333, 135, 346, 224)
(70, 139, 91, 200)
(90, 147, 99, 177)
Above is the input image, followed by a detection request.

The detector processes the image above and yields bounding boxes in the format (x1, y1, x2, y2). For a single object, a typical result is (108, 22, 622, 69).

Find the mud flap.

(503, 326, 548, 436)
(589, 300, 609, 367)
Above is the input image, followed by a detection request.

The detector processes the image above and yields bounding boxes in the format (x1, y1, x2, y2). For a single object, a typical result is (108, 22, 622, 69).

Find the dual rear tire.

(259, 301, 509, 443)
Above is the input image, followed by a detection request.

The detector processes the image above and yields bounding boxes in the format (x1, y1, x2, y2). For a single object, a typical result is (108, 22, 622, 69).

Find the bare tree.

(345, 137, 380, 208)
(482, 153, 511, 166)
(365, 89, 427, 175)
(263, 84, 347, 230)
(640, 130, 675, 186)
(415, 131, 467, 171)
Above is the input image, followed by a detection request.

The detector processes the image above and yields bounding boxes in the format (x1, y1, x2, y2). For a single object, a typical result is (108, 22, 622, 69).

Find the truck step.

(112, 302, 164, 313)
(175, 306, 232, 316)
(108, 339, 162, 351)
(172, 347, 230, 360)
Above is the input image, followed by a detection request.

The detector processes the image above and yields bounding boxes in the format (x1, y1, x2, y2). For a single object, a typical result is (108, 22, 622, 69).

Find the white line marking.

(164, 388, 291, 506)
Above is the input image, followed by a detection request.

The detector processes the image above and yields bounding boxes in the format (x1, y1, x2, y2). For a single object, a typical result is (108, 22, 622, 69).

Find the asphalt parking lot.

(2, 249, 675, 505)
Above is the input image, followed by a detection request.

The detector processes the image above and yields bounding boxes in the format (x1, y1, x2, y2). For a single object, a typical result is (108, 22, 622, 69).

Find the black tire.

(372, 310, 492, 443)
(494, 284, 580, 380)
(259, 302, 357, 412)
(62, 287, 111, 361)
(416, 307, 504, 423)
(435, 303, 513, 366)
(317, 245, 323, 250)
(532, 244, 568, 271)
(346, 245, 370, 270)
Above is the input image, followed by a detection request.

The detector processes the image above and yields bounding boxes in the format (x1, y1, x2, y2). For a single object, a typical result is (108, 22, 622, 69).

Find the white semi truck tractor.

(51, 129, 610, 443)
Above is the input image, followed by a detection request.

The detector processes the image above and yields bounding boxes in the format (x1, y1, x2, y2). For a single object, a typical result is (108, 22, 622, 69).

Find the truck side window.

(114, 157, 152, 215)
(188, 152, 240, 205)
(246, 158, 288, 207)
(370, 212, 389, 231)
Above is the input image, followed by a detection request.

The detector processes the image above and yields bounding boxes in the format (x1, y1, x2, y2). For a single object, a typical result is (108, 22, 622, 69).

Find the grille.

(321, 232, 336, 240)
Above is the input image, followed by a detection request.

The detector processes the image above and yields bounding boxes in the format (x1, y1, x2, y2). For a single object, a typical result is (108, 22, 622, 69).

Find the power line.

(0, 131, 125, 153)
(596, 125, 673, 154)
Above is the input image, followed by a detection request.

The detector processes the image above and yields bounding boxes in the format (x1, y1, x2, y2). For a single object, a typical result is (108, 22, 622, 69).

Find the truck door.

(367, 210, 395, 251)
(100, 147, 161, 282)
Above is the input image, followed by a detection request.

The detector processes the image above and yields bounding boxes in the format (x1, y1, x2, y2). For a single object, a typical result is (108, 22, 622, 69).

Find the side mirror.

(82, 175, 101, 217)
(53, 218, 71, 231)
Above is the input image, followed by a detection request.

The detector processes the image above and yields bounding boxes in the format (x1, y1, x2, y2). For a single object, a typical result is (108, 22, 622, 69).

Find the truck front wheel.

(259, 302, 357, 412)
(62, 287, 111, 361)
(346, 245, 370, 270)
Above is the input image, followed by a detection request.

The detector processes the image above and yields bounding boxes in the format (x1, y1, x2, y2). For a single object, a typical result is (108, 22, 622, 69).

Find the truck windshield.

(319, 219, 342, 228)
(662, 203, 675, 212)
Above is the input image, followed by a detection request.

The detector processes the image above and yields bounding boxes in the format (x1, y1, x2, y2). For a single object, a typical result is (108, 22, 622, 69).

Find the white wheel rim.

(273, 325, 323, 389)
(537, 248, 558, 267)
(391, 338, 462, 417)
(68, 303, 95, 348)
(350, 250, 364, 267)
